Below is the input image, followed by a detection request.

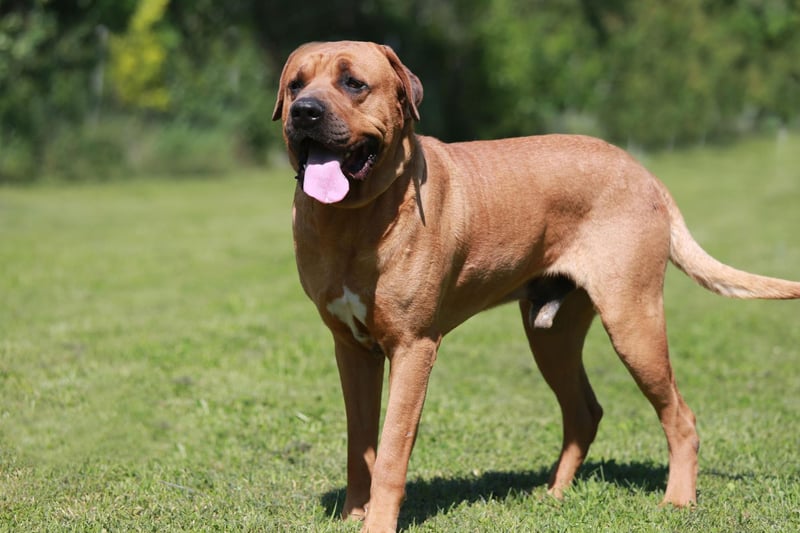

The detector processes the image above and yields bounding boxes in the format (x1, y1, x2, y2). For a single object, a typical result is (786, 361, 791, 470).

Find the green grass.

(2, 135, 799, 531)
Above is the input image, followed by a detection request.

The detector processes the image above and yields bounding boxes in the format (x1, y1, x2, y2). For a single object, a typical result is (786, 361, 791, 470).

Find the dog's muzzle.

(285, 98, 380, 204)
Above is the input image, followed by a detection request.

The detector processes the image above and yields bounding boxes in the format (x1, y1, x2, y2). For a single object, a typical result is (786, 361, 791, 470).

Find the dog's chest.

(325, 286, 374, 346)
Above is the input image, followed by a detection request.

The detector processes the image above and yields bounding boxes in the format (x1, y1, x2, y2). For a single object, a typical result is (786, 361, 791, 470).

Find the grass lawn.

(2, 135, 799, 531)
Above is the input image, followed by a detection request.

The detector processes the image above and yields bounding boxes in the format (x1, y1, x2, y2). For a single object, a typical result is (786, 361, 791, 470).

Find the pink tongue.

(303, 146, 349, 204)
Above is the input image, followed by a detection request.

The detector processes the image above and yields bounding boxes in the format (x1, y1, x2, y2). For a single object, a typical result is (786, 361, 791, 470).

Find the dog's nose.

(290, 98, 326, 129)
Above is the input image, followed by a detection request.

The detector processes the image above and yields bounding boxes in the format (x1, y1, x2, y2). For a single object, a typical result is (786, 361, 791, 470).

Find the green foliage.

(724, 0, 800, 123)
(165, 29, 280, 161)
(108, 0, 172, 110)
(42, 122, 128, 181)
(0, 3, 98, 181)
(34, 117, 246, 181)
(598, 1, 728, 146)
(0, 1, 278, 183)
(478, 0, 604, 137)
(475, 0, 800, 147)
(140, 122, 241, 176)
(1, 0, 800, 182)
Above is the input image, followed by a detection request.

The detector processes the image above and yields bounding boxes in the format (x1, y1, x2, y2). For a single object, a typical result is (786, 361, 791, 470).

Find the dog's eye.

(343, 76, 368, 93)
(288, 79, 304, 95)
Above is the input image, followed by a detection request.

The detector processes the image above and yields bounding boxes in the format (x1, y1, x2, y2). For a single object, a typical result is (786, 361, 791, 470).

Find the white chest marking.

(326, 286, 372, 346)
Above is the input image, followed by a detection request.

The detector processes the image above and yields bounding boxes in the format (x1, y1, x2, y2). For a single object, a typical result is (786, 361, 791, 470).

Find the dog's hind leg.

(591, 282, 699, 507)
(520, 288, 602, 498)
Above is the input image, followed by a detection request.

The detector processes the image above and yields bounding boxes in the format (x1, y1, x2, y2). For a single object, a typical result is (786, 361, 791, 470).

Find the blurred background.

(1, 0, 799, 184)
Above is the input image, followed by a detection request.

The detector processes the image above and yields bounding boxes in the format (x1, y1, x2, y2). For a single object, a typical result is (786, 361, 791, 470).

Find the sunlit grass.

(1, 135, 799, 531)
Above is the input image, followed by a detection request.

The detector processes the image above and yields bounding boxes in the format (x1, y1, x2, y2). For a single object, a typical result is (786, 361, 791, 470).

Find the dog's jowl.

(272, 40, 800, 533)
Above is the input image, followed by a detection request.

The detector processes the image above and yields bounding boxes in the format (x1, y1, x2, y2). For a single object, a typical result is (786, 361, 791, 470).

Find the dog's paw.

(343, 500, 368, 522)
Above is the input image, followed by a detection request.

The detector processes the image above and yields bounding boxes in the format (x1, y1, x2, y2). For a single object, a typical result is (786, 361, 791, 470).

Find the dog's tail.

(661, 183, 800, 299)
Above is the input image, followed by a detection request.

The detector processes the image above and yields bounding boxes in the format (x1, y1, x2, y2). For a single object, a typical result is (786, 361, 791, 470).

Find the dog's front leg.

(335, 339, 385, 522)
(362, 337, 439, 533)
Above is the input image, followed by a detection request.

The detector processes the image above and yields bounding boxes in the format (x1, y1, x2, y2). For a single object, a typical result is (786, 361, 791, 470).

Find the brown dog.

(272, 41, 800, 532)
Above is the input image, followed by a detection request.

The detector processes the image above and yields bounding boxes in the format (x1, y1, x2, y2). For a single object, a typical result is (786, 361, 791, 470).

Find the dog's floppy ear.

(381, 45, 423, 122)
(272, 55, 292, 121)
(271, 93, 284, 122)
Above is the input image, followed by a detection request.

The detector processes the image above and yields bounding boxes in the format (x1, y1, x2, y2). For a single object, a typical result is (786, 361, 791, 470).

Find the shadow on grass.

(321, 459, 667, 530)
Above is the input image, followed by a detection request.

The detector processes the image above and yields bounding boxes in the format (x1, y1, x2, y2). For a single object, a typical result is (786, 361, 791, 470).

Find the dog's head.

(272, 41, 423, 207)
